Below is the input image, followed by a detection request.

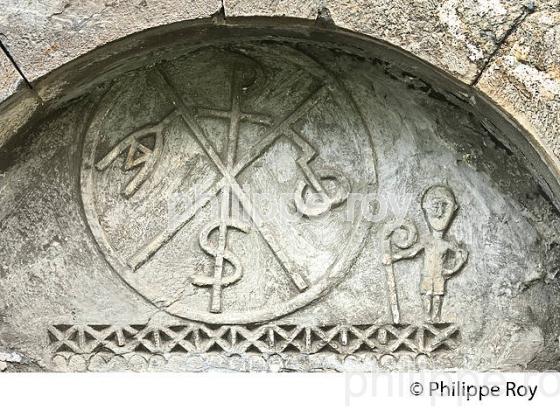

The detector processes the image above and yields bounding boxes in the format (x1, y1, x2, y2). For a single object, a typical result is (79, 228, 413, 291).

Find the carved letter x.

(127, 66, 332, 293)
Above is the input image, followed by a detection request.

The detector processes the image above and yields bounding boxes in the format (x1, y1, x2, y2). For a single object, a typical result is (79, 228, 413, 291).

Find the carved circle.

(80, 42, 377, 323)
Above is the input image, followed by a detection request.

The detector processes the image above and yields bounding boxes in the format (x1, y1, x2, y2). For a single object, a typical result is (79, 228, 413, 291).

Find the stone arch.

(1, 8, 559, 204)
(1, 7, 559, 372)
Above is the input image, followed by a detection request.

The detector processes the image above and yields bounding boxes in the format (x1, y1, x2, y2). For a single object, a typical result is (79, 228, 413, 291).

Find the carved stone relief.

(383, 185, 468, 323)
(1, 39, 559, 372)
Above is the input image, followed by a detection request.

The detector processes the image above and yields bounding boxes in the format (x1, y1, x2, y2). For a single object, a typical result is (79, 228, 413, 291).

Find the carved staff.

(382, 221, 419, 324)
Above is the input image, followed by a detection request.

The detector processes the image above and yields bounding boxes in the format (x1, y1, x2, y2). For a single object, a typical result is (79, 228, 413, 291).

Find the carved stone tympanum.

(1, 38, 559, 372)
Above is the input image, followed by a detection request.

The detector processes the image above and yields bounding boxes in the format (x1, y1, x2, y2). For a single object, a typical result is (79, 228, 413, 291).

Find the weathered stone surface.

(1, 38, 559, 372)
(0, 92, 40, 148)
(0, 43, 41, 148)
(324, 0, 535, 83)
(477, 9, 560, 168)
(0, 0, 543, 94)
(0, 0, 222, 83)
(222, 0, 540, 83)
(223, 0, 320, 18)
(0, 46, 22, 103)
(0, 1, 560, 373)
(540, 0, 560, 11)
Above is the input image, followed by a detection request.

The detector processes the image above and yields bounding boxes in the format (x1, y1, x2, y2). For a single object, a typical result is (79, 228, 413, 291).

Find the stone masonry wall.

(0, 0, 559, 184)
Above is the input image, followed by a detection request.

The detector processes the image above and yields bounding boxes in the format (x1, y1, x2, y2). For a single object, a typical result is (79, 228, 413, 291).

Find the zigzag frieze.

(48, 323, 459, 356)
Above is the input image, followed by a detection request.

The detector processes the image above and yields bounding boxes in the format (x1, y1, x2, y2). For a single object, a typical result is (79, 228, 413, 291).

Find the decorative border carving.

(48, 323, 459, 356)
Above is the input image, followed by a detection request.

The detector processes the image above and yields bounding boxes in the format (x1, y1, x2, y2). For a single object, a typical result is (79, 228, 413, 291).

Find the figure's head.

(421, 185, 458, 232)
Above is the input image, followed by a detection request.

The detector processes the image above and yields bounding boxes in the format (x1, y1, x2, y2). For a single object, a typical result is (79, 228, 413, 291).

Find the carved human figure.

(383, 185, 468, 322)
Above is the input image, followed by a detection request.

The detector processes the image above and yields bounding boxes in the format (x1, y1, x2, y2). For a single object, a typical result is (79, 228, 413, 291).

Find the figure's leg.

(422, 294, 432, 322)
(432, 295, 443, 322)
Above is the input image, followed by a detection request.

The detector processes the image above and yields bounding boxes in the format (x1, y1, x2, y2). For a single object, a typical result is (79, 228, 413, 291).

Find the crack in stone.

(0, 38, 33, 91)
(470, 3, 537, 86)
(0, 37, 44, 106)
(214, 0, 226, 23)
